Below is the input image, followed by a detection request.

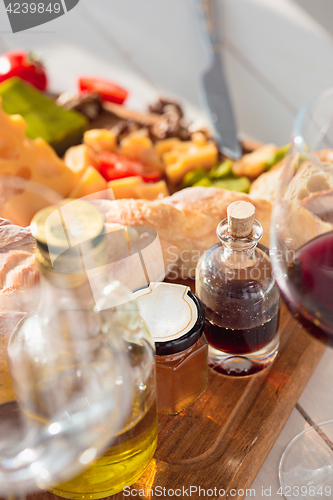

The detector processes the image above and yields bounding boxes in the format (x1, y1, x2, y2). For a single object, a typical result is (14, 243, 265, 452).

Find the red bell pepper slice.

(98, 152, 162, 183)
(78, 77, 128, 104)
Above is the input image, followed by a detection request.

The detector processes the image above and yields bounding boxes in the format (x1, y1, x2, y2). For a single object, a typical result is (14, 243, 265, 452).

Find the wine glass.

(270, 88, 333, 499)
(0, 177, 132, 499)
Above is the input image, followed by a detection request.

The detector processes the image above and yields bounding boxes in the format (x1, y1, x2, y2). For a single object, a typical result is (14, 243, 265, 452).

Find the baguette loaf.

(250, 150, 333, 203)
(0, 187, 271, 404)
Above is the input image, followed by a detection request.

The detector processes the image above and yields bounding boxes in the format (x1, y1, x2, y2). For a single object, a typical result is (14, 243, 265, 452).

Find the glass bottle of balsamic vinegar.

(7, 199, 157, 499)
(196, 201, 280, 376)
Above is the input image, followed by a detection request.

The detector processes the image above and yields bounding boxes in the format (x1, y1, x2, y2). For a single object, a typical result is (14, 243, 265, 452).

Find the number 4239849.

(6, 3, 62, 14)
(277, 485, 331, 496)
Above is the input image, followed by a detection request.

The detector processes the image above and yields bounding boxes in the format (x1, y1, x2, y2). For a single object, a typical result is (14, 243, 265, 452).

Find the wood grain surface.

(23, 295, 326, 500)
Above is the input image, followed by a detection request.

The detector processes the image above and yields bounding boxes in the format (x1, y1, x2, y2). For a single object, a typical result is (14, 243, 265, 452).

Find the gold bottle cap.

(31, 199, 106, 275)
(227, 201, 255, 238)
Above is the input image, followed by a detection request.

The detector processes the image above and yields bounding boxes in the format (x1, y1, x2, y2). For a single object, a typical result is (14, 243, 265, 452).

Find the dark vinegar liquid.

(205, 310, 280, 355)
(287, 231, 333, 345)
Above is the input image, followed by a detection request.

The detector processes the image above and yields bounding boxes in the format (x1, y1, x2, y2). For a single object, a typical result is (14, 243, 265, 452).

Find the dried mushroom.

(56, 91, 103, 121)
(111, 120, 143, 144)
(148, 97, 184, 118)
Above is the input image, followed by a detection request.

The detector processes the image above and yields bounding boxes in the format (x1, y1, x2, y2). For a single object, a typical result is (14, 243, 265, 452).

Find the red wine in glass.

(286, 230, 333, 344)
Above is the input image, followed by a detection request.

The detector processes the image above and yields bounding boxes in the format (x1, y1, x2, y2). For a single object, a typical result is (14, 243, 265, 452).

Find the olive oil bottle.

(7, 200, 158, 499)
(51, 401, 158, 498)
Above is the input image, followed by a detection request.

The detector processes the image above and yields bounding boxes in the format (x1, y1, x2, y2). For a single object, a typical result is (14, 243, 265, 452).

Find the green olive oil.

(50, 401, 158, 499)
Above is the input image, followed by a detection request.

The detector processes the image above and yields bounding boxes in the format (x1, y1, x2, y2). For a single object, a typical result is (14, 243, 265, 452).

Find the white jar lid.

(132, 282, 204, 355)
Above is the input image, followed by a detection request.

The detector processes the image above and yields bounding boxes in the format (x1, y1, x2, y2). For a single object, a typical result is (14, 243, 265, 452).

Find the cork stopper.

(227, 201, 255, 238)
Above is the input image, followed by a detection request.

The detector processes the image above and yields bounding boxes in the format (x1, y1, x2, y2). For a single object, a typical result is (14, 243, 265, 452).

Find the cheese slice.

(156, 137, 218, 183)
(107, 176, 143, 199)
(0, 101, 76, 197)
(107, 176, 169, 200)
(64, 144, 90, 183)
(134, 179, 169, 200)
(3, 189, 60, 227)
(164, 142, 218, 183)
(68, 166, 107, 199)
(84, 129, 117, 154)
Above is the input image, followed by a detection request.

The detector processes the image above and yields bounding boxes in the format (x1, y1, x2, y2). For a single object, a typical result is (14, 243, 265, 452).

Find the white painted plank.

(222, 0, 333, 112)
(2, 0, 333, 142)
(79, 0, 333, 143)
(0, 1, 209, 121)
(77, 0, 208, 109)
(224, 49, 294, 144)
(293, 0, 333, 37)
(78, 0, 296, 142)
(0, 2, 159, 111)
(246, 409, 309, 499)
(298, 347, 333, 424)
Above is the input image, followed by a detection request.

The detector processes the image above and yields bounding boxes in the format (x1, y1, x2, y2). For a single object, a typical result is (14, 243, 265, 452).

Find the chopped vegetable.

(182, 162, 249, 192)
(0, 77, 87, 157)
(99, 153, 138, 181)
(98, 152, 162, 183)
(214, 175, 251, 193)
(193, 177, 213, 187)
(182, 167, 208, 188)
(208, 159, 233, 180)
(78, 76, 128, 104)
(0, 51, 47, 91)
(264, 144, 290, 170)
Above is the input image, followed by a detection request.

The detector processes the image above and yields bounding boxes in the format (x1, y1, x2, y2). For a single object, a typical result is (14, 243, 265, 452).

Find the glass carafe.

(196, 201, 280, 376)
(7, 199, 157, 499)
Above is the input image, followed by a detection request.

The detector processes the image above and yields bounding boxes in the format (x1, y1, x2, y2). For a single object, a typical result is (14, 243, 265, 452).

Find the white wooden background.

(1, 0, 333, 498)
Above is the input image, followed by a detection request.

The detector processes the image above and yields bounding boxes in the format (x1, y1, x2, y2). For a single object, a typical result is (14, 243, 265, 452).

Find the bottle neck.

(217, 218, 263, 269)
(35, 230, 109, 311)
(37, 262, 101, 341)
(222, 240, 257, 269)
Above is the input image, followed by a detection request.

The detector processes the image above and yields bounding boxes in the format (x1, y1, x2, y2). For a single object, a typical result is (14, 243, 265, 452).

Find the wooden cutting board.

(26, 287, 326, 500)
(0, 105, 322, 499)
